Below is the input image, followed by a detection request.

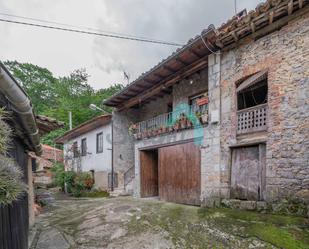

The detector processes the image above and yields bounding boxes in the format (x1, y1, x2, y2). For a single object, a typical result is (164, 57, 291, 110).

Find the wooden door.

(231, 144, 266, 201)
(158, 142, 201, 205)
(140, 150, 158, 197)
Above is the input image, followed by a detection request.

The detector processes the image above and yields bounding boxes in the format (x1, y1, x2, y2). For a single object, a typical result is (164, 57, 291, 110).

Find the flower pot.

(186, 120, 192, 128)
(168, 126, 174, 132)
(197, 97, 209, 106)
(180, 120, 187, 129)
(201, 114, 208, 124)
(133, 133, 138, 139)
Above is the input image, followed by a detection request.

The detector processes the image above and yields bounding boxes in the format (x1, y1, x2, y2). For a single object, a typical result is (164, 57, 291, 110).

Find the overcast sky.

(0, 0, 262, 90)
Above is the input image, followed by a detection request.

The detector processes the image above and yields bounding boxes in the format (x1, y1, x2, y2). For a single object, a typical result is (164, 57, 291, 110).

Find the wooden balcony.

(237, 104, 268, 135)
(130, 105, 208, 140)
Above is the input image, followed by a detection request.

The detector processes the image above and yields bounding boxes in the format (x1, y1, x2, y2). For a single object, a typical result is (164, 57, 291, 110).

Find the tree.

(4, 61, 123, 146)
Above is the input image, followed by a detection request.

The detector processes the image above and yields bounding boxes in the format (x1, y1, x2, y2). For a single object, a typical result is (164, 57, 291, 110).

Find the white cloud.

(0, 0, 263, 90)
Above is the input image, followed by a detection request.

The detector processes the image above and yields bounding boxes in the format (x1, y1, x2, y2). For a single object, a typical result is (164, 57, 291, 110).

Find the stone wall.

(219, 12, 309, 203)
(113, 109, 139, 190)
(200, 53, 223, 207)
(139, 94, 172, 121)
(173, 68, 208, 107)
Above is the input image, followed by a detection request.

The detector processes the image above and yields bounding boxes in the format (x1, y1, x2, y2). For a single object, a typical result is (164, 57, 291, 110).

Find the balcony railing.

(130, 104, 208, 140)
(237, 103, 268, 135)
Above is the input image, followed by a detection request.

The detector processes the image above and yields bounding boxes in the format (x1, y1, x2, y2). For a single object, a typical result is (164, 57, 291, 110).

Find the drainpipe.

(111, 118, 114, 192)
(0, 63, 42, 156)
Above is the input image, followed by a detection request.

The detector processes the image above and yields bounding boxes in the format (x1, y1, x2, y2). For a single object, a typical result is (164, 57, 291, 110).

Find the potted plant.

(179, 113, 187, 129)
(128, 123, 138, 135)
(173, 120, 180, 131)
(196, 110, 209, 124)
(186, 118, 193, 128)
(161, 125, 167, 134)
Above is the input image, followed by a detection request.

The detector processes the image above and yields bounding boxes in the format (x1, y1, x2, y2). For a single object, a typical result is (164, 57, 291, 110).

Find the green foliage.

(4, 61, 123, 146)
(0, 156, 27, 205)
(50, 163, 67, 191)
(0, 108, 11, 154)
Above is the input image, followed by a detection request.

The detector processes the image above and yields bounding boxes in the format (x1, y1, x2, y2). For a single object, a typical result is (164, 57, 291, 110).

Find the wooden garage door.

(159, 142, 201, 205)
(231, 144, 266, 201)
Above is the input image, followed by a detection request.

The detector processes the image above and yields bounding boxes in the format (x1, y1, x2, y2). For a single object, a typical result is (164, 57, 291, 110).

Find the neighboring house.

(56, 115, 113, 190)
(104, 0, 309, 212)
(0, 62, 42, 249)
(30, 144, 63, 186)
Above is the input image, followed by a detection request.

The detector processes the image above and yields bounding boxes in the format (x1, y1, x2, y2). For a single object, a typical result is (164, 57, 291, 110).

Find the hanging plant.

(0, 107, 26, 205)
(0, 108, 11, 154)
(0, 156, 27, 205)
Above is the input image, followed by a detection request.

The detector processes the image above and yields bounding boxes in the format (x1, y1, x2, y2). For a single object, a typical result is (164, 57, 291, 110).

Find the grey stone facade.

(219, 12, 309, 205)
(113, 12, 309, 212)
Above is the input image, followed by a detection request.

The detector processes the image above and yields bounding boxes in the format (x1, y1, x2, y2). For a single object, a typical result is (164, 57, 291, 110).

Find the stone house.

(104, 0, 309, 212)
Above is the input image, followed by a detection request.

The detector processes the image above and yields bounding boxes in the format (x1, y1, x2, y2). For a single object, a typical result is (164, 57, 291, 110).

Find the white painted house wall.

(63, 123, 112, 189)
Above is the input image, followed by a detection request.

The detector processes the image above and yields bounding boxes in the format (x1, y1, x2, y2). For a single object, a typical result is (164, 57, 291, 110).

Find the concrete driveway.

(29, 195, 309, 249)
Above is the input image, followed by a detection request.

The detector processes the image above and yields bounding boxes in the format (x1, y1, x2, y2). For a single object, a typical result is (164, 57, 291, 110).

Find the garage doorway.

(140, 149, 159, 198)
(140, 142, 201, 205)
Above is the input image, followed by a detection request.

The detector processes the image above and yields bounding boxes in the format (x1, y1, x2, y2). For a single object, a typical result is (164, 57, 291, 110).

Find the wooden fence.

(0, 138, 30, 249)
(0, 195, 29, 249)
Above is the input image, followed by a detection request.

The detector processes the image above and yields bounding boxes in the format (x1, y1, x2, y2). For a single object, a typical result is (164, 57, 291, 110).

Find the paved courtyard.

(30, 195, 309, 249)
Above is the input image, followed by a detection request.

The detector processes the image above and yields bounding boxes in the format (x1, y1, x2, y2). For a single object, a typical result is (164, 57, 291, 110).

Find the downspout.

(0, 64, 42, 156)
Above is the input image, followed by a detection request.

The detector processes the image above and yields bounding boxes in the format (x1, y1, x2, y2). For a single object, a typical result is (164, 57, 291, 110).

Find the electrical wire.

(0, 17, 184, 46)
(0, 12, 178, 44)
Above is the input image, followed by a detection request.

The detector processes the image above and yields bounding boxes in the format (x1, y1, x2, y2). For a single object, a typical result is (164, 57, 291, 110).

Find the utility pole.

(234, 0, 237, 15)
(69, 111, 72, 130)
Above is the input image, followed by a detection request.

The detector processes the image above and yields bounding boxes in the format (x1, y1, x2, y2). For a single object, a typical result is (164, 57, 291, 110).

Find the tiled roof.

(104, 0, 308, 109)
(55, 114, 111, 144)
(36, 115, 65, 136)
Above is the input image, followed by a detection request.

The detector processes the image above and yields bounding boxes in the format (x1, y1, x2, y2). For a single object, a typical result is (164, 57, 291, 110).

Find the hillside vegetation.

(4, 61, 123, 146)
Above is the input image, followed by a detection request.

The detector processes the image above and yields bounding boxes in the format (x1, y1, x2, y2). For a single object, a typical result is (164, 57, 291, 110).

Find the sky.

(0, 0, 263, 90)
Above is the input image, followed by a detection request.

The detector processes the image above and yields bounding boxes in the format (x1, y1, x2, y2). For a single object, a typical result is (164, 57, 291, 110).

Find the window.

(81, 138, 87, 156)
(189, 93, 208, 114)
(237, 71, 268, 110)
(96, 132, 103, 153)
(73, 141, 78, 158)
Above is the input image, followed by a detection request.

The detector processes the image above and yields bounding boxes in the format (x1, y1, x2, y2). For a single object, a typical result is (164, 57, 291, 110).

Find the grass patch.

(198, 208, 309, 249)
(78, 191, 110, 198)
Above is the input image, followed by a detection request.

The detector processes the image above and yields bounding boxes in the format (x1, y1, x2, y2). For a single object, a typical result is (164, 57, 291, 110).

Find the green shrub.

(0, 156, 27, 205)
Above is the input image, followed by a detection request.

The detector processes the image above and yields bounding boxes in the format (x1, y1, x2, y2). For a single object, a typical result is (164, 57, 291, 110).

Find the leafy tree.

(4, 61, 123, 146)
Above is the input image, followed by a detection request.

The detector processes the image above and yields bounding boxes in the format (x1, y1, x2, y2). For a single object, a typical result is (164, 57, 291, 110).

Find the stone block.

(228, 199, 241, 209)
(256, 201, 268, 211)
(240, 201, 257, 210)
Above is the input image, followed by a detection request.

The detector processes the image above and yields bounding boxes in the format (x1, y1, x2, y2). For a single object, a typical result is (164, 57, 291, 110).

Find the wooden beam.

(163, 65, 177, 74)
(144, 79, 156, 85)
(154, 73, 164, 79)
(288, 0, 294, 15)
(250, 22, 256, 33)
(269, 10, 274, 24)
(175, 57, 189, 66)
(188, 49, 202, 58)
(117, 55, 208, 111)
(231, 31, 238, 42)
(299, 0, 304, 8)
